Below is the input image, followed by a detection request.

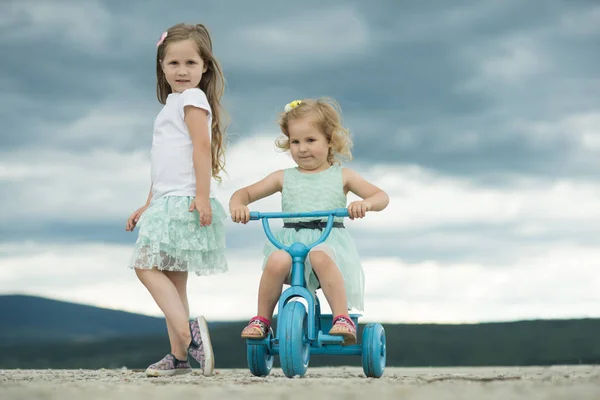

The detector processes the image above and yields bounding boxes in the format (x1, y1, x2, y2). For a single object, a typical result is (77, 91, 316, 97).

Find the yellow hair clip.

(284, 100, 302, 113)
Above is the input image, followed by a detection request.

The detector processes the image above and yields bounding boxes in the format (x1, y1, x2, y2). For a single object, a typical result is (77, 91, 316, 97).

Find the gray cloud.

(2, 0, 600, 255)
(3, 0, 597, 180)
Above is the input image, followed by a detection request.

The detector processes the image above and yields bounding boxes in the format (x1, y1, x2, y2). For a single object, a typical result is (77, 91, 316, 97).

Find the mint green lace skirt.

(128, 196, 228, 276)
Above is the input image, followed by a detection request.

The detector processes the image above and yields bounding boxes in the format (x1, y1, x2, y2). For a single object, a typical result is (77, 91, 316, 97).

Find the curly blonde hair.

(276, 98, 353, 165)
(156, 23, 227, 182)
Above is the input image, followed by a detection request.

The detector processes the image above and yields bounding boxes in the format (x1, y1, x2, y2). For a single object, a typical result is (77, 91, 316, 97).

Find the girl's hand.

(230, 205, 250, 224)
(126, 204, 149, 231)
(348, 200, 372, 220)
(190, 197, 212, 226)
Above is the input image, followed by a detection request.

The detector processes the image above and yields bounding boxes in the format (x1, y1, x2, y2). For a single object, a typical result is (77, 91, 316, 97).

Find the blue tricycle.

(245, 208, 386, 378)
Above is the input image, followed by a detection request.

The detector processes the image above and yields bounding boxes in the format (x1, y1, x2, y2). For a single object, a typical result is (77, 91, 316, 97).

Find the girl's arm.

(184, 106, 213, 226)
(343, 168, 389, 219)
(184, 106, 211, 200)
(229, 170, 284, 223)
(125, 184, 153, 232)
(144, 185, 153, 206)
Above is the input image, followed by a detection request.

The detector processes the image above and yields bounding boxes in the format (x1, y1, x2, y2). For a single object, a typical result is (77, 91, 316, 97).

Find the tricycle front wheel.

(279, 300, 310, 378)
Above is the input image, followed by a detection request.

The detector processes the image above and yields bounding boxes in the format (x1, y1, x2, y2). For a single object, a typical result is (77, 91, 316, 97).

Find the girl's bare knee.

(309, 251, 333, 270)
(310, 251, 339, 279)
(265, 250, 292, 277)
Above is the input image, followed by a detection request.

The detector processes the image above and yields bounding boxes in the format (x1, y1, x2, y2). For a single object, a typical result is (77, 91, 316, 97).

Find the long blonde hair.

(156, 23, 227, 181)
(277, 98, 353, 165)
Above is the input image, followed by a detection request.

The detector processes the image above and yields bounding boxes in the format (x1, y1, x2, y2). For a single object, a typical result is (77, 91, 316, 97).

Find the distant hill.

(1, 295, 599, 369)
(0, 295, 167, 344)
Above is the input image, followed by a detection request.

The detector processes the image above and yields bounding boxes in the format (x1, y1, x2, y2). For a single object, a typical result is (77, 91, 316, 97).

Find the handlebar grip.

(332, 208, 349, 217)
(249, 211, 261, 221)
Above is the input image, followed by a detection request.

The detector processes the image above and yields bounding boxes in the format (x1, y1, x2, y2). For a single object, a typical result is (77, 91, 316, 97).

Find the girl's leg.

(241, 250, 291, 338)
(257, 250, 292, 319)
(164, 270, 189, 313)
(135, 268, 191, 360)
(163, 271, 190, 356)
(163, 270, 213, 376)
(309, 250, 348, 318)
(309, 248, 356, 344)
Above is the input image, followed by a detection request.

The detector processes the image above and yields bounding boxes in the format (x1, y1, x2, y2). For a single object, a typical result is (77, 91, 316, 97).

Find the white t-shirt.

(150, 88, 214, 202)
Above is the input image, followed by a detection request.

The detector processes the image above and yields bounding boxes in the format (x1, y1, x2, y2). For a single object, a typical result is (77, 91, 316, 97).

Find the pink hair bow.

(156, 31, 167, 47)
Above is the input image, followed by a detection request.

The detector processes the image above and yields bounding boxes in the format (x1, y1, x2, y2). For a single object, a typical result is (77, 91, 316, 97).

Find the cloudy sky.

(1, 0, 599, 324)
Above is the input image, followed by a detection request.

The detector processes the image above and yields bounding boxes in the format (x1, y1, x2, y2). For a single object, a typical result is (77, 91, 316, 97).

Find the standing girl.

(125, 23, 228, 377)
(229, 98, 389, 344)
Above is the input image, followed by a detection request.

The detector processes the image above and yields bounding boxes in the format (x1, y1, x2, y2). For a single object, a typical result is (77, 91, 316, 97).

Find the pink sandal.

(241, 316, 270, 339)
(329, 315, 357, 345)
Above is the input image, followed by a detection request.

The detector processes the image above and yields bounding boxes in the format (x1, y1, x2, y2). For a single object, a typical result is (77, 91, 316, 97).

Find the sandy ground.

(1, 366, 598, 400)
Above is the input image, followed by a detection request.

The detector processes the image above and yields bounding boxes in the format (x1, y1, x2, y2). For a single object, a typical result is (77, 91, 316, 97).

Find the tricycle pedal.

(317, 332, 345, 346)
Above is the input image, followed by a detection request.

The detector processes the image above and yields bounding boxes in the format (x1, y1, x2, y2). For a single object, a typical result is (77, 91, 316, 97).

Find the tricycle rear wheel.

(361, 323, 386, 378)
(246, 333, 273, 377)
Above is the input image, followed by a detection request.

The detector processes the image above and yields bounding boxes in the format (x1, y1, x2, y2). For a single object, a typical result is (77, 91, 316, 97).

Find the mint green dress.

(262, 165, 365, 311)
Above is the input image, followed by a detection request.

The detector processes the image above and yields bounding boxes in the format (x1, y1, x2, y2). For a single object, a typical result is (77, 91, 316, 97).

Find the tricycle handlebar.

(249, 208, 349, 221)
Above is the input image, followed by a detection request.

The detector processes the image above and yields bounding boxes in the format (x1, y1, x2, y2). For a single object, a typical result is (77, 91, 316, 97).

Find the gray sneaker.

(188, 316, 214, 376)
(145, 353, 192, 377)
